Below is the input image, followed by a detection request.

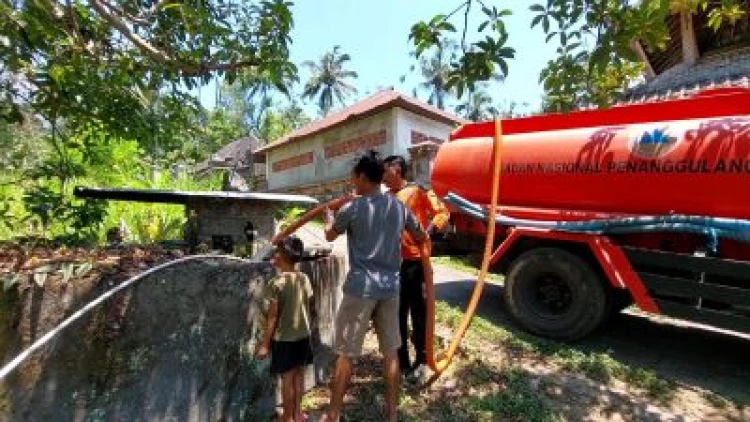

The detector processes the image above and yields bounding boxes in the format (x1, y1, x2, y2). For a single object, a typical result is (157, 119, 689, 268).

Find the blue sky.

(196, 1, 558, 116)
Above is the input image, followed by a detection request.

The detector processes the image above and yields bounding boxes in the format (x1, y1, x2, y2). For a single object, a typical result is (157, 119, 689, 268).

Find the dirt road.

(434, 268, 750, 406)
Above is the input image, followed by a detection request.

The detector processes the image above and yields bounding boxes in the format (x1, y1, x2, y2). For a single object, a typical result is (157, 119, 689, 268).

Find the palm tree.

(302, 46, 358, 116)
(217, 66, 297, 136)
(417, 42, 458, 110)
(455, 88, 498, 122)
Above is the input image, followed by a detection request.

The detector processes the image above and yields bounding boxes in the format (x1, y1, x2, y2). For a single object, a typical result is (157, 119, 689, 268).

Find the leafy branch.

(409, 0, 515, 99)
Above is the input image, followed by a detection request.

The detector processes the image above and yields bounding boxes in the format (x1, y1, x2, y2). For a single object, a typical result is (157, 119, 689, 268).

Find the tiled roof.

(255, 90, 465, 154)
(625, 46, 750, 103)
(197, 135, 262, 172)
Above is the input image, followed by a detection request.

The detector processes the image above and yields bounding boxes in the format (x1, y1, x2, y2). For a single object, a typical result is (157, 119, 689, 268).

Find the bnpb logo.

(629, 127, 681, 159)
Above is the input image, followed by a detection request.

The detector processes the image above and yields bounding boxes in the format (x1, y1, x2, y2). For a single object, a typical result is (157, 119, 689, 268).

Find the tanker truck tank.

(432, 90, 750, 220)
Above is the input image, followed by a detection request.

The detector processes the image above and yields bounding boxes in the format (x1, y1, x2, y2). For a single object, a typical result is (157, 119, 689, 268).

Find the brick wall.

(410, 130, 445, 145)
(324, 129, 387, 159)
(271, 151, 314, 173)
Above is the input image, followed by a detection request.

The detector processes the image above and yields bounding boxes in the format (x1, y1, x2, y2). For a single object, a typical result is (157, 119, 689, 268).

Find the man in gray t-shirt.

(333, 192, 423, 300)
(321, 150, 427, 422)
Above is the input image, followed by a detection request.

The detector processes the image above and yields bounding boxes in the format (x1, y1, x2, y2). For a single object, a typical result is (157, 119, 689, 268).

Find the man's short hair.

(384, 155, 408, 178)
(352, 149, 385, 184)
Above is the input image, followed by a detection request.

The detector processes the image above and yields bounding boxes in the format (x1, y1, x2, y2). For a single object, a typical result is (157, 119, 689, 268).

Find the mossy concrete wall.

(0, 255, 345, 422)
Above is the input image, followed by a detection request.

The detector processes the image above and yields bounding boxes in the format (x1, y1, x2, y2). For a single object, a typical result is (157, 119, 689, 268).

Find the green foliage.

(415, 41, 460, 110)
(455, 87, 498, 121)
(197, 108, 249, 156)
(215, 67, 307, 143)
(101, 171, 222, 244)
(128, 208, 185, 244)
(275, 206, 308, 231)
(302, 46, 358, 116)
(533, 0, 748, 111)
(409, 2, 516, 99)
(530, 0, 666, 112)
(259, 101, 312, 142)
(463, 367, 560, 422)
(706, 1, 746, 30)
(411, 0, 748, 112)
(0, 117, 47, 172)
(22, 184, 107, 242)
(0, 122, 223, 245)
(0, 0, 297, 137)
(0, 0, 296, 246)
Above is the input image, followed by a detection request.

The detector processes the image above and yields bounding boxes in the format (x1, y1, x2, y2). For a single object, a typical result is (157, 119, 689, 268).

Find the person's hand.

(324, 207, 334, 227)
(254, 343, 269, 360)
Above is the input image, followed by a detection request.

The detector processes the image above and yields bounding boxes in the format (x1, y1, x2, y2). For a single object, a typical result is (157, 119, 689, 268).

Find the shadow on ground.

(434, 279, 750, 405)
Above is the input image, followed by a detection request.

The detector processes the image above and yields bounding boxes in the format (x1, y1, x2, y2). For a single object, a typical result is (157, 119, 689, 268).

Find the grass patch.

(434, 301, 677, 401)
(456, 359, 503, 388)
(431, 255, 504, 283)
(307, 219, 324, 228)
(461, 367, 560, 422)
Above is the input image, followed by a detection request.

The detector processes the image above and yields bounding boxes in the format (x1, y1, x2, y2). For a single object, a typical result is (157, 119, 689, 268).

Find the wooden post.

(629, 39, 657, 80)
(680, 9, 700, 66)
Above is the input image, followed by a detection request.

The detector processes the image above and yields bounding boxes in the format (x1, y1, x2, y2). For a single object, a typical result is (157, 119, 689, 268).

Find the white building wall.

(266, 110, 396, 191)
(393, 108, 456, 157)
(264, 107, 459, 193)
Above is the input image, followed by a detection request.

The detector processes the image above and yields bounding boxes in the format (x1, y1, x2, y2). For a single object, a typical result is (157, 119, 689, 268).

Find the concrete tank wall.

(0, 254, 345, 421)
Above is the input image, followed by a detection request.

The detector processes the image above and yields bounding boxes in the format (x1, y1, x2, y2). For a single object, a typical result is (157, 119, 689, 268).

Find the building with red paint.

(253, 89, 465, 199)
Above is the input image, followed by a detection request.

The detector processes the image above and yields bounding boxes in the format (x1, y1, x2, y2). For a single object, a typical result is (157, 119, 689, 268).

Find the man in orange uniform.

(383, 155, 450, 379)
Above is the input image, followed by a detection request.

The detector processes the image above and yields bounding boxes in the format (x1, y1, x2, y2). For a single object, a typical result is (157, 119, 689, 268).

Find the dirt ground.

(300, 295, 750, 421)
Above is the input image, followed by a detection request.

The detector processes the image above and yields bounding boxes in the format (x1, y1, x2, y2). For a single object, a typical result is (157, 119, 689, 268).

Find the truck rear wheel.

(504, 247, 608, 341)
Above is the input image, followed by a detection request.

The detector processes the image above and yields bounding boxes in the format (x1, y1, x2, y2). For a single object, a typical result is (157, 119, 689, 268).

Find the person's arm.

(424, 189, 451, 233)
(404, 207, 427, 245)
(254, 299, 278, 359)
(325, 202, 355, 242)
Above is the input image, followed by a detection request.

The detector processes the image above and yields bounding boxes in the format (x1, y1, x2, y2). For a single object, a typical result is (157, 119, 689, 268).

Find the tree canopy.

(409, 0, 749, 112)
(0, 0, 296, 140)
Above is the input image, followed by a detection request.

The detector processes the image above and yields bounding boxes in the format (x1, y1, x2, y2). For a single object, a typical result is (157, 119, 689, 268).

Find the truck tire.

(504, 247, 608, 341)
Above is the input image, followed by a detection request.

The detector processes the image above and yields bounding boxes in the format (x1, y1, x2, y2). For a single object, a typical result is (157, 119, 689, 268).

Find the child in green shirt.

(255, 236, 313, 422)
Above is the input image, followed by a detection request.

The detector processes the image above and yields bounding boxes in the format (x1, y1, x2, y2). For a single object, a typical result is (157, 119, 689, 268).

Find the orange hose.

(271, 194, 354, 244)
(423, 118, 503, 377)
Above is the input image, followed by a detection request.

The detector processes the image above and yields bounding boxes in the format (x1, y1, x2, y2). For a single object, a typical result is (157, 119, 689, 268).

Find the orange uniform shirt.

(391, 183, 450, 260)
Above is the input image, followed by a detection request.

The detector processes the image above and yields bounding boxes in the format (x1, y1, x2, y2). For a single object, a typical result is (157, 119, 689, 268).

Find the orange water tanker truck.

(431, 87, 750, 340)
